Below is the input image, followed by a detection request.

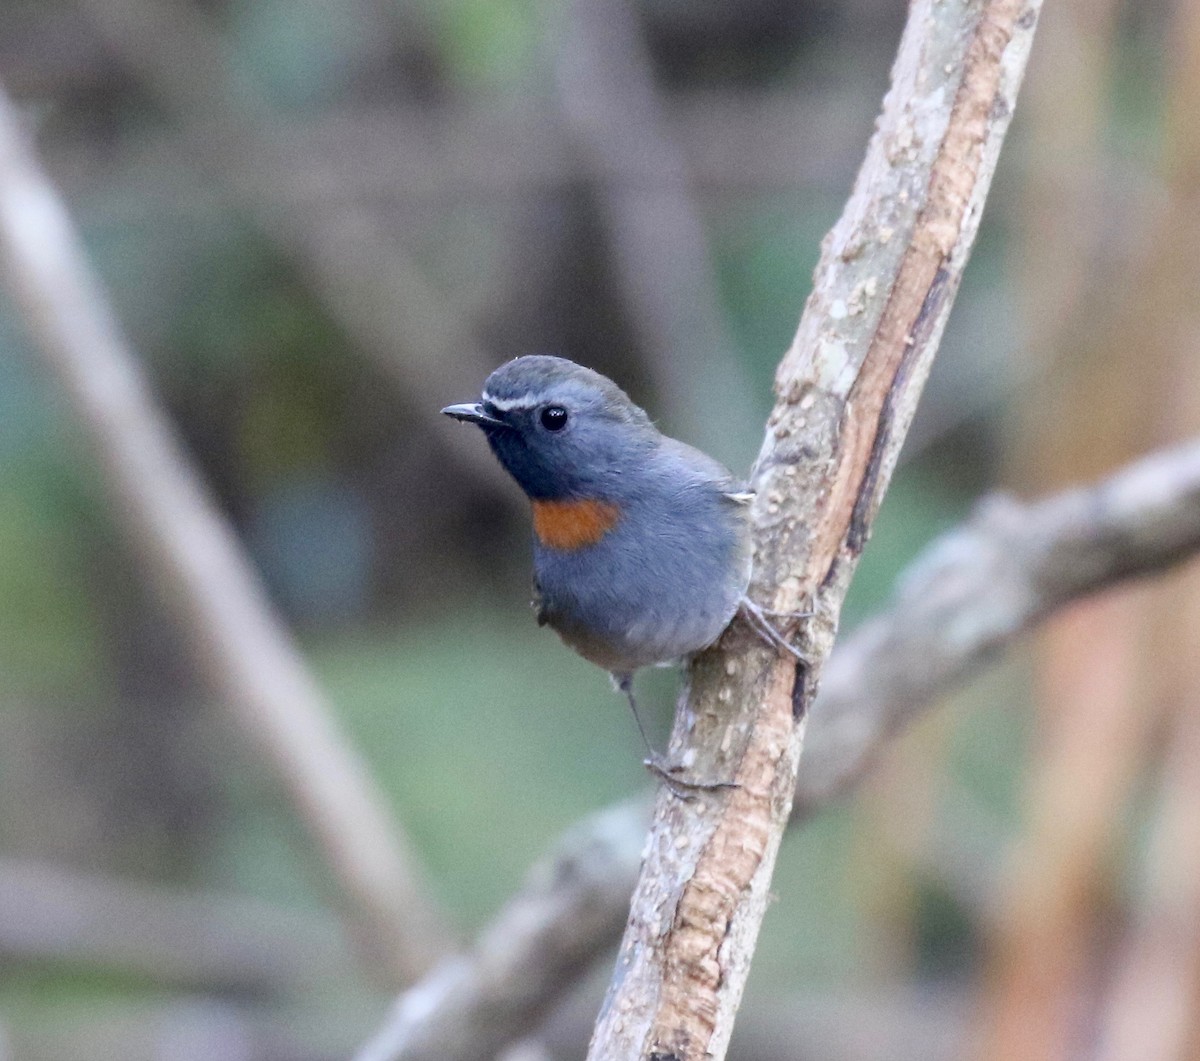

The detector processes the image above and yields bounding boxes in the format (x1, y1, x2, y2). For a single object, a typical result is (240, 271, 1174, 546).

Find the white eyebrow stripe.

(482, 392, 542, 412)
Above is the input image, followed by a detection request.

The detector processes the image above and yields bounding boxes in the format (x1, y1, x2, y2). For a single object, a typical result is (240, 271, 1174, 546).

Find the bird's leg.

(615, 672, 657, 761)
(739, 597, 813, 665)
(614, 673, 738, 796)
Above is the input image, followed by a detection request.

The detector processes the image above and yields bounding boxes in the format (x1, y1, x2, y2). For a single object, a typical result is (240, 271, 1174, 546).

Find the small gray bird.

(443, 355, 758, 772)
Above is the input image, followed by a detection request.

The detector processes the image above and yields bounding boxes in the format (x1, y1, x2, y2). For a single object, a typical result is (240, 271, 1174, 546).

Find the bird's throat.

(531, 498, 621, 550)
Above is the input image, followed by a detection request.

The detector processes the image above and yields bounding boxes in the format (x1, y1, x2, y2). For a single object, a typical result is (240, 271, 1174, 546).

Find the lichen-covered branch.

(0, 83, 449, 986)
(588, 1, 1042, 1056)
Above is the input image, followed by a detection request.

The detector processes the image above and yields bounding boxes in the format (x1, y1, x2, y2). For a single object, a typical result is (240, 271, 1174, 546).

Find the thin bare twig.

(0, 856, 355, 993)
(0, 84, 448, 985)
(355, 430, 1200, 1058)
(48, 95, 871, 216)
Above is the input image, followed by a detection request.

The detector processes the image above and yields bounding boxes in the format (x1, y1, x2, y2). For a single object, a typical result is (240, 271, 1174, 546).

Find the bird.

(443, 355, 780, 782)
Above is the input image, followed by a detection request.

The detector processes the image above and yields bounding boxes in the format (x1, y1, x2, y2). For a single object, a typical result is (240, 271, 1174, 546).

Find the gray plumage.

(443, 355, 752, 686)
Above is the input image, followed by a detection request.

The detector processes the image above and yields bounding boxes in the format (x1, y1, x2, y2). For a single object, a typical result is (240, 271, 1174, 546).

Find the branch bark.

(0, 84, 448, 986)
(588, 1, 1041, 1055)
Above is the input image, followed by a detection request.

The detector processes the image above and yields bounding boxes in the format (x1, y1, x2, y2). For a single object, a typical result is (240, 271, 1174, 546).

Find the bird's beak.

(441, 402, 509, 428)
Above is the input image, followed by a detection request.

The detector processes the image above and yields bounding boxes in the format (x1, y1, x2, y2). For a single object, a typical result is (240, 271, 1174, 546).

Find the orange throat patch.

(531, 498, 621, 550)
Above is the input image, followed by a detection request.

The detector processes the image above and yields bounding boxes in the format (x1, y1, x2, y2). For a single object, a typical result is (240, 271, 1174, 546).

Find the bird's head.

(443, 355, 658, 501)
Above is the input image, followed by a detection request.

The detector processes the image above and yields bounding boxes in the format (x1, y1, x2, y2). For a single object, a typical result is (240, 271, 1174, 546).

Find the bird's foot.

(756, 605, 814, 620)
(739, 597, 813, 665)
(617, 673, 740, 794)
(644, 754, 739, 797)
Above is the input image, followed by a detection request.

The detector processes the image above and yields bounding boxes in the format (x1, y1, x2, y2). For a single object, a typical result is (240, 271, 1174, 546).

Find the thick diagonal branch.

(588, 1, 1042, 1056)
(0, 85, 448, 986)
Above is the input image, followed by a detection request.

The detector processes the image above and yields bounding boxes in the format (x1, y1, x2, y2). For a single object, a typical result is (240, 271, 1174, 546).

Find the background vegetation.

(0, 0, 1196, 1058)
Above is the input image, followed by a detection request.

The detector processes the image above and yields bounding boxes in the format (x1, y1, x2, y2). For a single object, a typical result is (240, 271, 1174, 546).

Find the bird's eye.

(540, 405, 569, 431)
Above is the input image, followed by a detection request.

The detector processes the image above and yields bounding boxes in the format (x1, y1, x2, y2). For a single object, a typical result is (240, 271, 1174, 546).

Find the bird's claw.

(739, 598, 813, 665)
(643, 755, 740, 796)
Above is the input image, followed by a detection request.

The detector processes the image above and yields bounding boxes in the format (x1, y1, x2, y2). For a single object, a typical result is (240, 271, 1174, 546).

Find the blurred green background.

(1, 0, 1196, 1058)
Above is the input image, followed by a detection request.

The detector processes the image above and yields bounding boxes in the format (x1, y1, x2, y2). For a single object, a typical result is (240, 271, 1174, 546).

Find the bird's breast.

(531, 498, 621, 550)
(531, 489, 751, 673)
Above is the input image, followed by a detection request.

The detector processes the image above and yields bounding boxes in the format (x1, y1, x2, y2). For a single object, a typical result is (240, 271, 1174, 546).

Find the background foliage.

(0, 1, 1194, 1058)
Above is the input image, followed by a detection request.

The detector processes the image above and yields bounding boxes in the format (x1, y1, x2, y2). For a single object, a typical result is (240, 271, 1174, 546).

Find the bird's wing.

(658, 437, 748, 495)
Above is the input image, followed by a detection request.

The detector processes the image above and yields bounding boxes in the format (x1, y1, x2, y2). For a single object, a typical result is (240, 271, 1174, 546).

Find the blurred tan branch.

(977, 0, 1200, 1051)
(1096, 652, 1200, 1061)
(1094, 10, 1200, 1054)
(356, 434, 1200, 1060)
(552, 0, 759, 467)
(0, 84, 448, 986)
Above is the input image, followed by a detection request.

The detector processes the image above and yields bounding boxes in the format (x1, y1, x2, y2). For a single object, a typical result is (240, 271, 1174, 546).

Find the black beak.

(441, 402, 509, 428)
